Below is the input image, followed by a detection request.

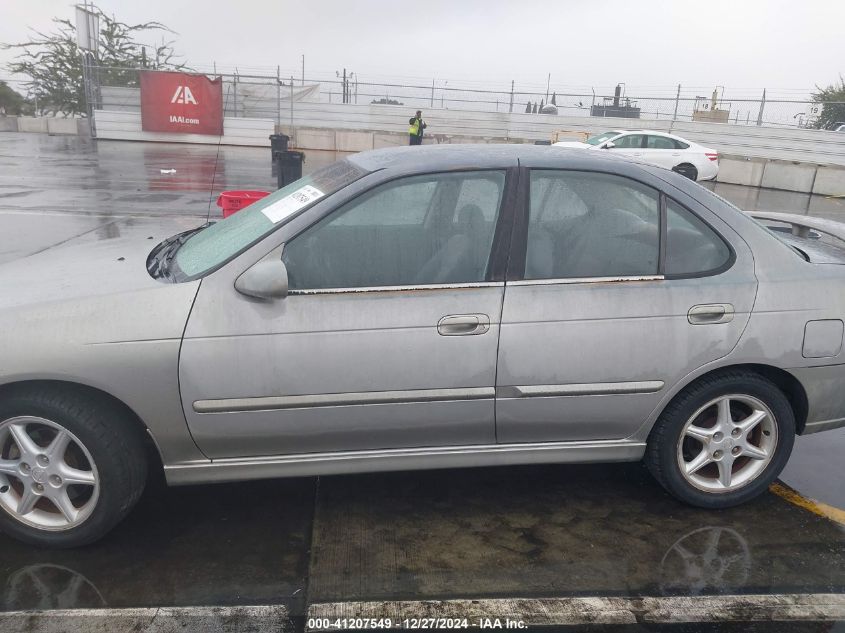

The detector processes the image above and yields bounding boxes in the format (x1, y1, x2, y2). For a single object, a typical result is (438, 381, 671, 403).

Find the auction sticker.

(261, 185, 325, 223)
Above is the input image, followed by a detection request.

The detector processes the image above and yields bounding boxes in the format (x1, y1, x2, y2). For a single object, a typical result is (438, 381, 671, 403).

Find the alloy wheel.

(0, 417, 99, 531)
(676, 394, 777, 493)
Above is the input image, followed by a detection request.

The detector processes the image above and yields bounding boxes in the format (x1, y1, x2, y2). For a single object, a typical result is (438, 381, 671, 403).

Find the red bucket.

(216, 190, 271, 218)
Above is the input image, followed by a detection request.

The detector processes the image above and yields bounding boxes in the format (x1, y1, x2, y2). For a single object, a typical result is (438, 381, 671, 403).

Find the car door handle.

(437, 314, 490, 336)
(688, 304, 735, 325)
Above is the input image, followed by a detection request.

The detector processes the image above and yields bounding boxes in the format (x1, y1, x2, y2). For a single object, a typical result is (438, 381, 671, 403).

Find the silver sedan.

(1, 145, 844, 547)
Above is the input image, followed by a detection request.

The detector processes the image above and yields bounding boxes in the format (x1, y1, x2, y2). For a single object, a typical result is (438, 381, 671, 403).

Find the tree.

(524, 100, 532, 113)
(812, 76, 845, 130)
(0, 81, 33, 115)
(2, 7, 184, 116)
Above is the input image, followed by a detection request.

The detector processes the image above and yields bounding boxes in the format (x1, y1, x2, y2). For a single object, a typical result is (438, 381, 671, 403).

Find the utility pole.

(233, 70, 238, 118)
(301, 54, 305, 86)
(276, 65, 281, 126)
(431, 79, 434, 108)
(545, 73, 550, 101)
(509, 80, 514, 113)
(672, 84, 680, 122)
(756, 88, 766, 126)
(343, 68, 347, 104)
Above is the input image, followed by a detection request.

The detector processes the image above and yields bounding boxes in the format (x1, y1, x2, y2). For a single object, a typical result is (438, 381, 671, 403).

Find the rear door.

(642, 134, 682, 169)
(495, 167, 757, 444)
(180, 168, 517, 458)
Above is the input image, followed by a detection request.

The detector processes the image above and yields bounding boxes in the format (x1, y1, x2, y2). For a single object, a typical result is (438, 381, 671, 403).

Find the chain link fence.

(4, 66, 844, 131)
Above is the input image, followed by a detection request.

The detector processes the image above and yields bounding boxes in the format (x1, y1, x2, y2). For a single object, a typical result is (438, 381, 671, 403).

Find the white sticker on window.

(261, 185, 325, 223)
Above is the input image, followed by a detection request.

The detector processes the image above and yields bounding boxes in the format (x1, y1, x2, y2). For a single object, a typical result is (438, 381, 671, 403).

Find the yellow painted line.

(769, 482, 845, 526)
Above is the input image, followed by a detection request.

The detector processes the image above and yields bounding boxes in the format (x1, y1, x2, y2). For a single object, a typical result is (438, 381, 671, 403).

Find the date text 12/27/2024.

(306, 618, 528, 630)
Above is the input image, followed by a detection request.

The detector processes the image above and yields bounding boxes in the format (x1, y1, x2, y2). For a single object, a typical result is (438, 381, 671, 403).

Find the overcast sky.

(2, 0, 843, 97)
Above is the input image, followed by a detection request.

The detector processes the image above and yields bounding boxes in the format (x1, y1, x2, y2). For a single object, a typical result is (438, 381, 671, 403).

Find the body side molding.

(165, 439, 646, 485)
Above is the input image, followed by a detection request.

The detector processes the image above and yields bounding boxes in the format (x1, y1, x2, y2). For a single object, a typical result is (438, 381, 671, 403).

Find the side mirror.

(235, 259, 288, 300)
(603, 141, 616, 149)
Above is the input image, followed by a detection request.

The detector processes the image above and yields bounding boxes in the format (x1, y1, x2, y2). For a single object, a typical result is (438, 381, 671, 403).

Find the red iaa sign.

(140, 71, 223, 136)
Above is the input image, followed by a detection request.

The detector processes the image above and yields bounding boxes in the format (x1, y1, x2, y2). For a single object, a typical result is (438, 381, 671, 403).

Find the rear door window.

(524, 170, 659, 279)
(646, 135, 677, 149)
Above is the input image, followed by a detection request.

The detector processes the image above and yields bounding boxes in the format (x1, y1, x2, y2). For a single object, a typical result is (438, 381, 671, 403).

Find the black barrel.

(277, 150, 305, 189)
(269, 133, 289, 154)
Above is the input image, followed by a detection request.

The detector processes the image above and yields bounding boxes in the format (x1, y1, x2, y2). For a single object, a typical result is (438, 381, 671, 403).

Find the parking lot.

(1, 132, 844, 631)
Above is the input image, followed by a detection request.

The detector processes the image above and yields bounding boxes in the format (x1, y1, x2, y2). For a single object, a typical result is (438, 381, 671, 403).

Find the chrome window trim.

(287, 281, 504, 296)
(497, 381, 665, 399)
(194, 387, 496, 414)
(508, 275, 664, 287)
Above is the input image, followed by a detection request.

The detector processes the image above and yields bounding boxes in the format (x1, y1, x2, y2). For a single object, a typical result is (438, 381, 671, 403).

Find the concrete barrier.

(335, 131, 373, 152)
(812, 166, 845, 196)
(760, 161, 818, 194)
(295, 128, 336, 150)
(715, 157, 766, 187)
(46, 117, 79, 135)
(373, 132, 406, 148)
(16, 117, 49, 133)
(2, 115, 84, 135)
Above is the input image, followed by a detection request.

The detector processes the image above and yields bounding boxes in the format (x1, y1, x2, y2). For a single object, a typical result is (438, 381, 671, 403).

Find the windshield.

(585, 131, 623, 146)
(171, 159, 369, 280)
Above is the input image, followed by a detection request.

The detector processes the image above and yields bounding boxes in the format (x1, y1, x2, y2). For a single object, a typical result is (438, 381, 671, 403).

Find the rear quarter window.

(665, 199, 731, 276)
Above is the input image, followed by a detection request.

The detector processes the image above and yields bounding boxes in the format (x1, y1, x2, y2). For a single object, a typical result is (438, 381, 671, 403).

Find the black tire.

(645, 370, 795, 509)
(0, 385, 147, 548)
(672, 163, 698, 181)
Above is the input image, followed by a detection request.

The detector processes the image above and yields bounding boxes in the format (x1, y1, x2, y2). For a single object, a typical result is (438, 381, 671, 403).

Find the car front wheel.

(646, 371, 795, 508)
(0, 386, 147, 547)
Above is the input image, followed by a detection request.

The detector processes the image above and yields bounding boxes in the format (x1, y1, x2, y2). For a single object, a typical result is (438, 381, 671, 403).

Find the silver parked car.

(2, 145, 845, 547)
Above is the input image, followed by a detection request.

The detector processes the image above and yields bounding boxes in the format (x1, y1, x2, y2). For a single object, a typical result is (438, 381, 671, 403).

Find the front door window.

(282, 171, 507, 290)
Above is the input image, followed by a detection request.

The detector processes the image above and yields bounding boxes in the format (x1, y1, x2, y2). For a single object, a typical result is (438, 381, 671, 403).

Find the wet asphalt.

(0, 132, 843, 620)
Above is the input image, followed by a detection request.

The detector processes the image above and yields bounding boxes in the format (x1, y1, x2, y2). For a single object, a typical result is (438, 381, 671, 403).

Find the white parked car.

(554, 130, 719, 181)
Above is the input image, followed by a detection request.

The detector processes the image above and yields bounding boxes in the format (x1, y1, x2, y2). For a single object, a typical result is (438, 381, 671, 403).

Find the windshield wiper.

(147, 223, 212, 280)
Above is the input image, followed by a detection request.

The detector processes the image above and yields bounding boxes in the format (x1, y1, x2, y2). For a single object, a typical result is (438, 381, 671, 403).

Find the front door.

(180, 169, 514, 458)
(606, 133, 646, 160)
(495, 168, 757, 443)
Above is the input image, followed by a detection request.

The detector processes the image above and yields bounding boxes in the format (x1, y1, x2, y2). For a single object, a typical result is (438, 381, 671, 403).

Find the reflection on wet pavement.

(0, 212, 203, 264)
(0, 463, 841, 613)
(0, 476, 315, 611)
(0, 132, 347, 219)
(308, 464, 845, 602)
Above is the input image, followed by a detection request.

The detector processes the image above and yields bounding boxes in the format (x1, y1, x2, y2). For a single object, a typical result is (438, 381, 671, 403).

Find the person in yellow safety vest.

(408, 110, 427, 145)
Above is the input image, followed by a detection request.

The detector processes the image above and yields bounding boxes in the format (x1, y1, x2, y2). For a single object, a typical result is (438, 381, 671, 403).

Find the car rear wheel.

(672, 163, 698, 181)
(646, 371, 795, 508)
(0, 386, 147, 547)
